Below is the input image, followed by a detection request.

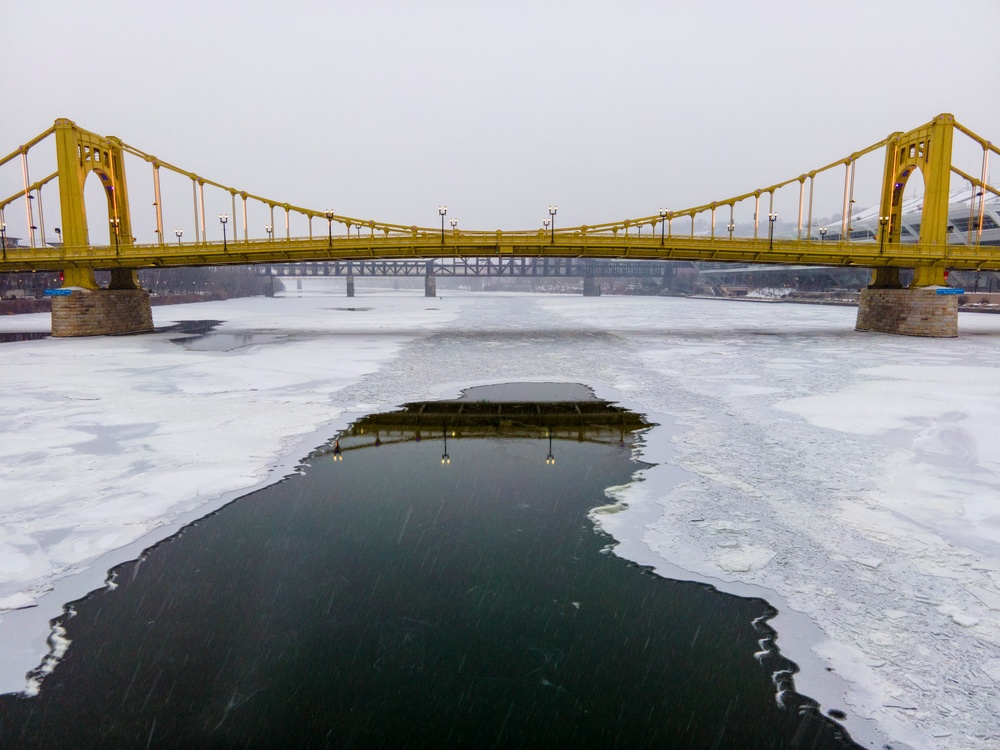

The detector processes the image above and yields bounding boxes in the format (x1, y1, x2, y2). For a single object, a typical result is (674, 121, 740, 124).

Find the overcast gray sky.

(2, 0, 998, 242)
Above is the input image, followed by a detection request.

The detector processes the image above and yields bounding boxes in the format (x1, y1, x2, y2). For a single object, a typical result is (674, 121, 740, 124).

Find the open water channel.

(0, 382, 860, 748)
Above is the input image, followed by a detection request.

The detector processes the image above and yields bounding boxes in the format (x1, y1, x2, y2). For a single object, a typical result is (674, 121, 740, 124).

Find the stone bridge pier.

(855, 266, 957, 337)
(51, 269, 153, 337)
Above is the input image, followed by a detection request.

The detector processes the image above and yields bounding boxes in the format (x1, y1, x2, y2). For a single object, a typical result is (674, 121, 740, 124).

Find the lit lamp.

(219, 213, 228, 252)
(659, 208, 668, 245)
(727, 220, 735, 239)
(768, 211, 777, 250)
(819, 226, 827, 243)
(265, 224, 273, 241)
(548, 205, 557, 244)
(174, 228, 182, 245)
(878, 216, 889, 254)
(450, 218, 457, 233)
(438, 206, 447, 244)
(543, 217, 550, 234)
(324, 210, 335, 247)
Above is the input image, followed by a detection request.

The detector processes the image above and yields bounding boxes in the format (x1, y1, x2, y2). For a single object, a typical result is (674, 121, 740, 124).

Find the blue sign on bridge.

(43, 289, 72, 296)
(935, 288, 964, 295)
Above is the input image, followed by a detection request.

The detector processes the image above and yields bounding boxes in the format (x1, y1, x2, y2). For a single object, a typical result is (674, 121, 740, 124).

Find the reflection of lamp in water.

(441, 425, 450, 464)
(332, 439, 343, 461)
(546, 429, 555, 465)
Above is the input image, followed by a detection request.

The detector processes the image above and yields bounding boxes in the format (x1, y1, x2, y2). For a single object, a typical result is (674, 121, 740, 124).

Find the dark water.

(0, 390, 860, 749)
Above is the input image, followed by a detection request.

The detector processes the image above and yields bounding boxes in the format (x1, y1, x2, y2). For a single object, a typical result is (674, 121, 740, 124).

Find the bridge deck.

(2, 233, 998, 274)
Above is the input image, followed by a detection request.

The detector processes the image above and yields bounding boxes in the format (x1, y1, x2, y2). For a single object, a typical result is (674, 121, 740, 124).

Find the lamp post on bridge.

(438, 206, 447, 244)
(819, 227, 827, 243)
(1, 221, 6, 261)
(266, 224, 273, 242)
(659, 208, 668, 245)
(543, 217, 550, 236)
(548, 205, 557, 244)
(450, 218, 457, 234)
(110, 217, 120, 255)
(727, 220, 735, 239)
(324, 210, 335, 247)
(768, 211, 777, 251)
(175, 228, 182, 245)
(219, 214, 228, 252)
(879, 216, 889, 254)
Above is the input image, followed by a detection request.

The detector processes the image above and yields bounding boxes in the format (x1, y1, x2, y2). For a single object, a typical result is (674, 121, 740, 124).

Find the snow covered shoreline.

(2, 285, 998, 748)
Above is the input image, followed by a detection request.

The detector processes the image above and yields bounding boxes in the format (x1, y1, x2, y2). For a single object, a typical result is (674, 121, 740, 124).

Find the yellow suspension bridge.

(1, 113, 998, 337)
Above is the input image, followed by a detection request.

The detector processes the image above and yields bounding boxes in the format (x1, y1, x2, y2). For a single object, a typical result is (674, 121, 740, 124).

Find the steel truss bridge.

(1, 113, 998, 293)
(263, 257, 676, 279)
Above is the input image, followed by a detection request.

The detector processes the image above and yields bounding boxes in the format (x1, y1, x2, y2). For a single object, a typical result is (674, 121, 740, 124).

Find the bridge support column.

(51, 288, 153, 337)
(424, 262, 436, 297)
(856, 266, 957, 337)
(346, 271, 355, 298)
(582, 276, 601, 297)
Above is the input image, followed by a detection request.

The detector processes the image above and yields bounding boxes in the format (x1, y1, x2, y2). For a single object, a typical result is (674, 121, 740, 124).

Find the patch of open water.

(0, 384, 861, 749)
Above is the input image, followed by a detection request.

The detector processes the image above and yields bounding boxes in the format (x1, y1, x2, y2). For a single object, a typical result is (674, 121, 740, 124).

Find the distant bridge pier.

(856, 265, 956, 337)
(346, 264, 355, 297)
(582, 262, 601, 296)
(264, 266, 275, 298)
(424, 261, 436, 297)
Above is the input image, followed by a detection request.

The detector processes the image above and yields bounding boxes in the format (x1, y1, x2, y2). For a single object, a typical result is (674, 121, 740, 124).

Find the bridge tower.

(856, 113, 958, 336)
(50, 119, 152, 336)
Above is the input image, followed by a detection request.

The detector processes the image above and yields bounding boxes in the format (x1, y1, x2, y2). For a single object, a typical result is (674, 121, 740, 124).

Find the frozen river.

(1, 283, 999, 748)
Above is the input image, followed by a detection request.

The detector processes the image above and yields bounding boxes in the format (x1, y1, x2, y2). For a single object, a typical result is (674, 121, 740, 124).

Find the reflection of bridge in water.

(318, 398, 650, 459)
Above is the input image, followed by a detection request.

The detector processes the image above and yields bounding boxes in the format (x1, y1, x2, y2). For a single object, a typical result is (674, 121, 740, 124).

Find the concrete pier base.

(51, 289, 154, 337)
(346, 273, 355, 297)
(424, 273, 437, 297)
(855, 287, 958, 337)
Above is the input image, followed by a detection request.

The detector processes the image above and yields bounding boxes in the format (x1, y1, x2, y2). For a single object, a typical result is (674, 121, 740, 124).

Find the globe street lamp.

(879, 216, 889, 254)
(265, 224, 273, 242)
(548, 205, 557, 244)
(1, 221, 6, 261)
(819, 226, 827, 243)
(219, 213, 228, 252)
(768, 211, 777, 251)
(659, 208, 668, 245)
(438, 206, 447, 244)
(450, 218, 457, 233)
(110, 217, 121, 255)
(324, 210, 335, 247)
(175, 228, 182, 245)
(727, 220, 735, 239)
(543, 217, 550, 235)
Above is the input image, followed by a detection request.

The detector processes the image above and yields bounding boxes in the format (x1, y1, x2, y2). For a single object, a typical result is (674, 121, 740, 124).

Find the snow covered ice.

(2, 281, 999, 750)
